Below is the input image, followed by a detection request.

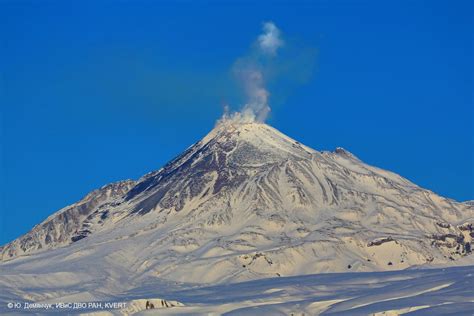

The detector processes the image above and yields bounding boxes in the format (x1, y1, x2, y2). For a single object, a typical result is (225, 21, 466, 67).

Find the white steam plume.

(258, 22, 284, 56)
(237, 67, 270, 122)
(224, 21, 284, 124)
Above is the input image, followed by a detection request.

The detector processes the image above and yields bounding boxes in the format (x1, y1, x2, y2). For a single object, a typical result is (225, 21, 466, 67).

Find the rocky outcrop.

(368, 237, 394, 247)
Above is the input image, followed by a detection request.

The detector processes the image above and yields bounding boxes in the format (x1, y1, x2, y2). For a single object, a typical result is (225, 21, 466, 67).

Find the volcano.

(1, 120, 473, 313)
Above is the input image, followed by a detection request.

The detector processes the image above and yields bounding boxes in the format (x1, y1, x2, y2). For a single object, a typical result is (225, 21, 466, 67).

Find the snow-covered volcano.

(1, 121, 473, 286)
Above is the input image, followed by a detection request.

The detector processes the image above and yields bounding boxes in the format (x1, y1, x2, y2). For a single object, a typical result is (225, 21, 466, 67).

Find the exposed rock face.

(367, 237, 394, 247)
(1, 121, 473, 283)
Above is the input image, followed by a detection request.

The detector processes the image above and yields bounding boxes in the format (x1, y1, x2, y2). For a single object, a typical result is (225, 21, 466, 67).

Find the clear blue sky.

(1, 0, 472, 245)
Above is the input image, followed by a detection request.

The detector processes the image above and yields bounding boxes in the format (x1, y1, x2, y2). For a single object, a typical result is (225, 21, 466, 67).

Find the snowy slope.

(0, 180, 135, 258)
(0, 119, 473, 312)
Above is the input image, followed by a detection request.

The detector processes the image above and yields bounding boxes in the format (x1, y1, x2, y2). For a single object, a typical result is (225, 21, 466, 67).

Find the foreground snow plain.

(1, 263, 473, 315)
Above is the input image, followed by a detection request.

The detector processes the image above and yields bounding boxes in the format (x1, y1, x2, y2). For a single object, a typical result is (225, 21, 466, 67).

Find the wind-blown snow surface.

(0, 263, 473, 315)
(0, 120, 473, 314)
